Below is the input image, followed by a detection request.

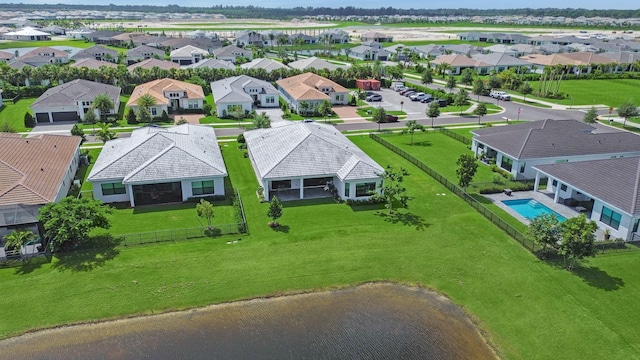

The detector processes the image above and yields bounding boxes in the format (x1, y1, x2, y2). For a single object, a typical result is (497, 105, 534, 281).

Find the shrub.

(479, 186, 505, 194)
(237, 133, 245, 144)
(203, 103, 212, 116)
(161, 110, 170, 122)
(71, 124, 86, 143)
(24, 112, 36, 128)
(126, 109, 137, 124)
(0, 121, 16, 133)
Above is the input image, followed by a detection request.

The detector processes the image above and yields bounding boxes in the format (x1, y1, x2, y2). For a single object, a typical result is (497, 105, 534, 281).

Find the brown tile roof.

(559, 52, 613, 65)
(70, 58, 118, 70)
(0, 133, 80, 206)
(127, 78, 205, 107)
(520, 52, 613, 66)
(432, 54, 486, 67)
(276, 72, 348, 102)
(126, 58, 179, 72)
(18, 46, 68, 61)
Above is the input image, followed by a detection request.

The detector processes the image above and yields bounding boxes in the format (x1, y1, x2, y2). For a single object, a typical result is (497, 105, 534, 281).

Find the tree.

(422, 68, 433, 85)
(454, 89, 469, 114)
(617, 101, 639, 127)
(488, 74, 502, 90)
(472, 78, 486, 101)
(373, 106, 387, 132)
(252, 111, 271, 128)
(136, 94, 156, 123)
(196, 199, 215, 229)
(92, 94, 114, 122)
(426, 101, 440, 128)
(445, 74, 457, 93)
(456, 154, 478, 191)
(126, 109, 137, 124)
(518, 82, 533, 103)
(71, 124, 86, 143)
(3, 229, 35, 258)
(473, 102, 488, 124)
(318, 99, 333, 123)
(401, 120, 426, 144)
(38, 197, 113, 252)
(370, 166, 410, 214)
(24, 112, 36, 128)
(583, 106, 598, 124)
(527, 213, 561, 259)
(83, 108, 98, 133)
(558, 214, 598, 270)
(95, 122, 116, 143)
(267, 196, 283, 227)
(460, 68, 475, 86)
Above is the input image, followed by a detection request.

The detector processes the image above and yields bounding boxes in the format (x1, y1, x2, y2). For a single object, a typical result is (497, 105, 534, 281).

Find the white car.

(490, 91, 511, 101)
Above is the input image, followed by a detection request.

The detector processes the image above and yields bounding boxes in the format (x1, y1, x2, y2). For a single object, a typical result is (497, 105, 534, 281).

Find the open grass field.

(1, 137, 640, 359)
(512, 79, 640, 108)
(0, 39, 93, 50)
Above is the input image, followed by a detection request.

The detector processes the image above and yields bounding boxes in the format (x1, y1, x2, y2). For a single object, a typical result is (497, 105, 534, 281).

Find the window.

(500, 156, 513, 172)
(151, 107, 157, 116)
(271, 180, 291, 190)
(600, 206, 621, 230)
(355, 182, 376, 197)
(552, 180, 558, 187)
(344, 182, 350, 197)
(266, 96, 275, 104)
(560, 184, 567, 192)
(101, 182, 125, 196)
(192, 180, 214, 196)
(519, 162, 526, 173)
(188, 100, 199, 109)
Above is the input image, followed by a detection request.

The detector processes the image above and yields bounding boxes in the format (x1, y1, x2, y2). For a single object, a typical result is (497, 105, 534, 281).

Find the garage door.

(51, 111, 79, 122)
(35, 113, 50, 123)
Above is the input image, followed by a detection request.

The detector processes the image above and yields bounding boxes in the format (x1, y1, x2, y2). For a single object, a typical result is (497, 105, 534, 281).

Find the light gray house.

(30, 79, 121, 123)
(87, 124, 227, 207)
(471, 53, 533, 73)
(71, 45, 119, 63)
(210, 75, 280, 117)
(471, 119, 640, 180)
(533, 157, 640, 242)
(287, 56, 344, 72)
(126, 45, 165, 65)
(348, 42, 391, 61)
(240, 58, 290, 73)
(182, 58, 235, 70)
(244, 122, 384, 201)
(170, 45, 209, 65)
(212, 45, 252, 64)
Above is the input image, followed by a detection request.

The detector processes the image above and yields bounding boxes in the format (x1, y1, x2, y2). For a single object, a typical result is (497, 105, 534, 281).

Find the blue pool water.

(502, 198, 566, 221)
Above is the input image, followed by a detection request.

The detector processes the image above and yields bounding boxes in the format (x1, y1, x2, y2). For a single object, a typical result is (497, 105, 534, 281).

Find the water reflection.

(1, 283, 496, 359)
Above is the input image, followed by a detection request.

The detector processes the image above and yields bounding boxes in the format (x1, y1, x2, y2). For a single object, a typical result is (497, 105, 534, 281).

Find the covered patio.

(268, 177, 334, 202)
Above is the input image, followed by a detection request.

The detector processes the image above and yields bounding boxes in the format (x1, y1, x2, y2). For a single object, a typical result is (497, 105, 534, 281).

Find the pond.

(0, 283, 496, 359)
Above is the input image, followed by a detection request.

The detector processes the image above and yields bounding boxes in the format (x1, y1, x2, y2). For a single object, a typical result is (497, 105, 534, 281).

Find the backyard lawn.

(2, 138, 640, 360)
(0, 97, 36, 132)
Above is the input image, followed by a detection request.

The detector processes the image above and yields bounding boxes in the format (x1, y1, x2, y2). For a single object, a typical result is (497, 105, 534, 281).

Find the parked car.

(403, 91, 417, 97)
(303, 119, 314, 123)
(365, 91, 376, 97)
(399, 88, 415, 95)
(410, 93, 429, 101)
(394, 85, 406, 92)
(420, 96, 435, 103)
(366, 94, 382, 102)
(490, 91, 511, 101)
(385, 114, 399, 122)
(434, 99, 448, 107)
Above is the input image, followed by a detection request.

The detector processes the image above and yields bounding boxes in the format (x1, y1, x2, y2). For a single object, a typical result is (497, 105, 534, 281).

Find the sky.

(0, 1, 637, 10)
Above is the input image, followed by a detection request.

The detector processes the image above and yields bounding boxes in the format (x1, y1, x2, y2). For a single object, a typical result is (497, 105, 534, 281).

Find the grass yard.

(77, 148, 102, 192)
(378, 132, 496, 184)
(0, 97, 36, 132)
(0, 39, 93, 50)
(2, 138, 640, 359)
(512, 79, 640, 108)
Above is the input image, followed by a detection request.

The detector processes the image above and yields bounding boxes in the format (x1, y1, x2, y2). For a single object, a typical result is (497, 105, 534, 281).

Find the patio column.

(128, 185, 135, 207)
(534, 172, 540, 192)
(553, 181, 561, 203)
(299, 178, 304, 199)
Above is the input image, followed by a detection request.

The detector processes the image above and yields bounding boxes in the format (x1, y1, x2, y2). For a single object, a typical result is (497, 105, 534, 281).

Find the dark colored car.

(385, 114, 399, 122)
(420, 96, 434, 103)
(399, 88, 416, 95)
(435, 99, 448, 107)
(403, 91, 417, 97)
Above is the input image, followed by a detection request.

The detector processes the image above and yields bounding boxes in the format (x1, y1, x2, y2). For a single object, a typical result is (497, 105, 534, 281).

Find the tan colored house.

(127, 78, 205, 116)
(521, 52, 614, 74)
(276, 72, 349, 114)
(17, 46, 69, 66)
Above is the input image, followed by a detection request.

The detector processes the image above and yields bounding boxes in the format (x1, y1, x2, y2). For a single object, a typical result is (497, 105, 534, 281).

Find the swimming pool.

(501, 198, 567, 222)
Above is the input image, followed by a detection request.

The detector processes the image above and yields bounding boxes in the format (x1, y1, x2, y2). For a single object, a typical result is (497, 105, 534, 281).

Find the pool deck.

(483, 190, 606, 239)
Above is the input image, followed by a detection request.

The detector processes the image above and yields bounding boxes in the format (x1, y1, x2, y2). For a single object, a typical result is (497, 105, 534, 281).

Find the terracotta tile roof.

(18, 46, 68, 61)
(0, 133, 80, 206)
(127, 78, 205, 107)
(276, 72, 348, 102)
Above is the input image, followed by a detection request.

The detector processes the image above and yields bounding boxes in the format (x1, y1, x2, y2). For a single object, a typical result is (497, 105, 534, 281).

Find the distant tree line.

(2, 4, 640, 20)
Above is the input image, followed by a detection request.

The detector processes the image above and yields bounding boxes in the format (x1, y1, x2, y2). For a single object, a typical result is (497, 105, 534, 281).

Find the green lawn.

(512, 79, 640, 108)
(77, 148, 102, 192)
(2, 138, 640, 360)
(0, 39, 93, 50)
(0, 97, 36, 132)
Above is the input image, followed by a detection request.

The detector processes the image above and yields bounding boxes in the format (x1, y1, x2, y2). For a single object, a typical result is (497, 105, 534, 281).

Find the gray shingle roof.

(244, 122, 383, 181)
(240, 58, 290, 72)
(70, 45, 118, 61)
(87, 124, 227, 184)
(31, 79, 120, 108)
(210, 75, 278, 104)
(534, 157, 640, 215)
(287, 56, 342, 71)
(183, 58, 235, 70)
(472, 120, 640, 159)
(126, 45, 165, 58)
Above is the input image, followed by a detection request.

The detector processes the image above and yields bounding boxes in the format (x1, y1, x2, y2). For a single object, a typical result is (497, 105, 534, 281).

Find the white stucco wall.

(181, 177, 225, 199)
(217, 101, 252, 117)
(91, 180, 131, 204)
(591, 199, 634, 241)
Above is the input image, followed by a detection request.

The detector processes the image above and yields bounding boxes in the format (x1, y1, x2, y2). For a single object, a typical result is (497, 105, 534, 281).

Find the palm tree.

(96, 122, 116, 143)
(92, 94, 114, 122)
(3, 230, 35, 259)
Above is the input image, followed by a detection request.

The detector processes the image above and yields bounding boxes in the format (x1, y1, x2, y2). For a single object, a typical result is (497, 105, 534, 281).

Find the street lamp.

(400, 101, 404, 112)
(517, 107, 521, 121)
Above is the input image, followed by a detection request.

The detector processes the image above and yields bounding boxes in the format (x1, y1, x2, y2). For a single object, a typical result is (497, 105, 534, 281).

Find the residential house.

(240, 58, 290, 73)
(458, 32, 529, 44)
(127, 78, 205, 116)
(244, 121, 384, 201)
(520, 52, 613, 75)
(0, 133, 81, 242)
(471, 53, 533, 74)
(443, 44, 484, 56)
(317, 29, 350, 44)
(360, 31, 393, 43)
(71, 45, 119, 63)
(0, 50, 13, 63)
(210, 75, 280, 117)
(127, 58, 179, 73)
(431, 54, 489, 75)
(287, 56, 344, 72)
(3, 27, 51, 41)
(87, 124, 227, 207)
(131, 34, 170, 47)
(125, 45, 166, 65)
(17, 46, 69, 67)
(470, 119, 640, 180)
(159, 36, 222, 53)
(170, 45, 209, 65)
(484, 44, 520, 57)
(108, 32, 146, 47)
(182, 58, 235, 70)
(235, 30, 263, 47)
(212, 45, 252, 64)
(411, 44, 447, 59)
(533, 157, 640, 241)
(30, 79, 121, 123)
(289, 33, 317, 45)
(349, 42, 391, 61)
(259, 30, 285, 47)
(41, 25, 66, 35)
(601, 51, 640, 71)
(277, 72, 349, 114)
(66, 28, 93, 39)
(85, 30, 123, 43)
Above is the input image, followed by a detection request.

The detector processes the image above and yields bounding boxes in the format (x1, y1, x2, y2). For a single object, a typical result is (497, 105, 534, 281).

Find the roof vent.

(41, 168, 44, 171)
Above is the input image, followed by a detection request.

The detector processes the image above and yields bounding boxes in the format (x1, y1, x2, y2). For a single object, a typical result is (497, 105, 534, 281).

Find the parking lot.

(363, 88, 435, 120)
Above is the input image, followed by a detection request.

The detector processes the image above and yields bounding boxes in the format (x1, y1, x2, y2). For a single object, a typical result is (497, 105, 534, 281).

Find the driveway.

(332, 105, 367, 123)
(171, 114, 203, 125)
